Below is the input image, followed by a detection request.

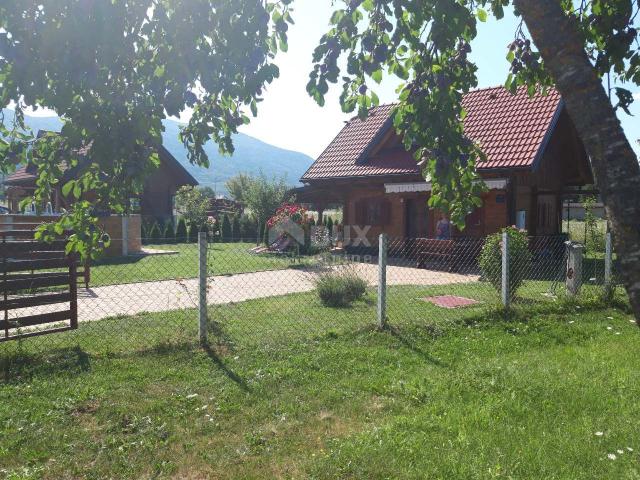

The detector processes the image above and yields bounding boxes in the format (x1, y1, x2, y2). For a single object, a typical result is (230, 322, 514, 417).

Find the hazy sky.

(19, 1, 640, 159)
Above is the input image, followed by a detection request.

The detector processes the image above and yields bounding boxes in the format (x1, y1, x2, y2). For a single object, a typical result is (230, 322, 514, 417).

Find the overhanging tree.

(0, 0, 293, 258)
(307, 0, 640, 321)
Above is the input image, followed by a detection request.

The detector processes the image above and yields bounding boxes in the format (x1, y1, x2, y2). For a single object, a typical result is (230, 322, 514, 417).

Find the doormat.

(421, 295, 480, 309)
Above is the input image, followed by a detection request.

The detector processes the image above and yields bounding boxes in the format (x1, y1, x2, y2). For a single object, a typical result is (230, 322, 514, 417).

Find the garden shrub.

(149, 222, 163, 244)
(326, 217, 334, 234)
(188, 223, 199, 243)
(221, 214, 232, 241)
(479, 226, 532, 298)
(315, 271, 367, 307)
(176, 218, 188, 243)
(141, 222, 149, 244)
(164, 221, 175, 244)
(239, 214, 257, 242)
(232, 215, 241, 242)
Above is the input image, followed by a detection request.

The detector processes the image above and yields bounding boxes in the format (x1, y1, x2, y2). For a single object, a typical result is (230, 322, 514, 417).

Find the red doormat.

(421, 295, 480, 309)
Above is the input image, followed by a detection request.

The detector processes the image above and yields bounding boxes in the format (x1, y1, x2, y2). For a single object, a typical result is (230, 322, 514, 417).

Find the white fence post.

(566, 242, 585, 297)
(604, 232, 613, 296)
(501, 231, 510, 308)
(198, 231, 208, 345)
(377, 233, 388, 329)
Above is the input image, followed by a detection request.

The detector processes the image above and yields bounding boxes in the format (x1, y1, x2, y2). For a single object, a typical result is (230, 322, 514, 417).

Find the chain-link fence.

(1, 229, 623, 362)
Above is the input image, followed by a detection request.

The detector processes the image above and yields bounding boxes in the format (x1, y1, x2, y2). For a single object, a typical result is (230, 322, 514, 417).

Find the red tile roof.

(301, 86, 562, 181)
(3, 165, 37, 186)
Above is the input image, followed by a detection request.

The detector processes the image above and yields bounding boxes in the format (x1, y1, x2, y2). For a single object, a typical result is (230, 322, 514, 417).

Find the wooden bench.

(415, 239, 455, 271)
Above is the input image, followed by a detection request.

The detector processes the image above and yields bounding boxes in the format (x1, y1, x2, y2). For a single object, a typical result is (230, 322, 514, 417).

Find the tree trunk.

(514, 0, 640, 322)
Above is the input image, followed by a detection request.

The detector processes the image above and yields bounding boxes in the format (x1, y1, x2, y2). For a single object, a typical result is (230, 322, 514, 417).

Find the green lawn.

(86, 242, 310, 287)
(1, 287, 638, 479)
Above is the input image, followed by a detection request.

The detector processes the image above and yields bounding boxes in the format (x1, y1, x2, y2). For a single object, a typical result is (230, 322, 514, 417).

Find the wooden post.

(198, 231, 208, 345)
(377, 233, 387, 329)
(604, 232, 613, 296)
(501, 231, 510, 308)
(566, 242, 585, 297)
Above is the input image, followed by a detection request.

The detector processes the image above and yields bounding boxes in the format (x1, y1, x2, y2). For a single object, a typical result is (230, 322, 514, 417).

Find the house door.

(536, 194, 558, 236)
(405, 198, 419, 238)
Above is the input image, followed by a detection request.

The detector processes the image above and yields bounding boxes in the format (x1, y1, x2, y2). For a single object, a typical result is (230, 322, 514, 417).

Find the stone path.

(9, 264, 479, 323)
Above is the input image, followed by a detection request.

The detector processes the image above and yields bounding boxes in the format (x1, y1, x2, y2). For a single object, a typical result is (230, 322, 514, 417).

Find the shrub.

(149, 222, 162, 244)
(188, 223, 199, 243)
(221, 214, 232, 241)
(176, 218, 188, 243)
(479, 227, 532, 298)
(141, 222, 149, 244)
(315, 271, 367, 307)
(232, 215, 241, 242)
(239, 214, 257, 242)
(164, 221, 175, 244)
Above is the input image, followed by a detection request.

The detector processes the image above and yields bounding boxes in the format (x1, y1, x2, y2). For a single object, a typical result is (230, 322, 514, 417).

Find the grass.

(85, 242, 311, 287)
(1, 284, 638, 479)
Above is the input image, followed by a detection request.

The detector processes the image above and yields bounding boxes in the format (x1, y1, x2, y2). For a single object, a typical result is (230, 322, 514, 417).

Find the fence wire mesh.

(1, 230, 623, 363)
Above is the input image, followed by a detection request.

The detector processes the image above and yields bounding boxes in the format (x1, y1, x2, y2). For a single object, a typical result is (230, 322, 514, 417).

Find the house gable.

(301, 86, 571, 182)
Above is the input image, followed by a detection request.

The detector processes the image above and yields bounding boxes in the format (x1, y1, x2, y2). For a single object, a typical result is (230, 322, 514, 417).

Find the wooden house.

(3, 133, 198, 220)
(296, 86, 593, 246)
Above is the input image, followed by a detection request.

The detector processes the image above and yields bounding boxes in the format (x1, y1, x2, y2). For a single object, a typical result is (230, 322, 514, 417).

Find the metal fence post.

(501, 231, 510, 308)
(566, 242, 584, 297)
(604, 232, 613, 296)
(198, 231, 208, 345)
(377, 233, 388, 329)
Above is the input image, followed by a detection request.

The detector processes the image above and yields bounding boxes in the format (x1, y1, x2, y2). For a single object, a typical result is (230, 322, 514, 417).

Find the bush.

(232, 215, 241, 242)
(188, 223, 199, 243)
(148, 222, 162, 244)
(326, 216, 334, 233)
(479, 227, 532, 298)
(164, 221, 175, 244)
(176, 218, 188, 243)
(315, 271, 367, 307)
(221, 214, 232, 241)
(239, 214, 257, 242)
(141, 222, 149, 244)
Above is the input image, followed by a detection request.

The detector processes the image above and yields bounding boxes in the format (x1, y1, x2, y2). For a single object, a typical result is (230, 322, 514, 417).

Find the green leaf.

(61, 180, 75, 197)
(477, 8, 488, 22)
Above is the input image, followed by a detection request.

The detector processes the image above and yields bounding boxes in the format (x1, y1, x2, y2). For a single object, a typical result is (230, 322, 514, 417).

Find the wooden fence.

(1, 226, 79, 341)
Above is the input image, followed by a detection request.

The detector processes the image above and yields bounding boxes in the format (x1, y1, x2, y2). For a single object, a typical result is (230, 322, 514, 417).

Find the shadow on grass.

(386, 326, 449, 368)
(1, 345, 91, 383)
(202, 343, 250, 392)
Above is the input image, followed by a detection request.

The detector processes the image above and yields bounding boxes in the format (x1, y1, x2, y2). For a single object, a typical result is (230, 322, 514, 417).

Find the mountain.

(2, 110, 314, 195)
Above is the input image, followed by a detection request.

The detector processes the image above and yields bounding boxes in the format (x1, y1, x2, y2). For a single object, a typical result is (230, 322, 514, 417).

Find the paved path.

(9, 264, 479, 323)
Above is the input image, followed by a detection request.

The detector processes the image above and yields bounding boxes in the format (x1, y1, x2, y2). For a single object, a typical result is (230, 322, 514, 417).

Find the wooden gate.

(1, 227, 79, 342)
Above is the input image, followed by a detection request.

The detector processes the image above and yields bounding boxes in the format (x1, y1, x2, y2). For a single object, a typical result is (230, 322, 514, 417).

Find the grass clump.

(315, 270, 368, 307)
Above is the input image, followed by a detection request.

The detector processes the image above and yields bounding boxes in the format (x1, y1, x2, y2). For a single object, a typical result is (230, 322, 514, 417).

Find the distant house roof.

(3, 133, 198, 187)
(301, 86, 563, 181)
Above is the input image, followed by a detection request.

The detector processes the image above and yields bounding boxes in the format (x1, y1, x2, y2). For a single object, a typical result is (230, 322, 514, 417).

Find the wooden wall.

(341, 182, 508, 247)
